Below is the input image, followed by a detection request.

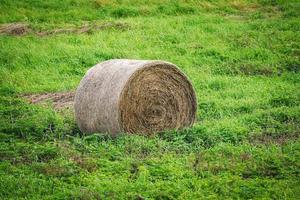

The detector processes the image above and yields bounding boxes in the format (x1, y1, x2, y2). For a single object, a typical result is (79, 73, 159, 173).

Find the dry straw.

(74, 59, 197, 135)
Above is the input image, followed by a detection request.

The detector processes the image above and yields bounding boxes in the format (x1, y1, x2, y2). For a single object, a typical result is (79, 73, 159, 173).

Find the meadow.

(0, 0, 299, 199)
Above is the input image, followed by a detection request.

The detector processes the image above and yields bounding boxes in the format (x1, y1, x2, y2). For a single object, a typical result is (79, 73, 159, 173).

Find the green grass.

(0, 0, 299, 199)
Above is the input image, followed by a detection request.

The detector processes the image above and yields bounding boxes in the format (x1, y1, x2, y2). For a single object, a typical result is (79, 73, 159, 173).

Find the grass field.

(0, 0, 299, 199)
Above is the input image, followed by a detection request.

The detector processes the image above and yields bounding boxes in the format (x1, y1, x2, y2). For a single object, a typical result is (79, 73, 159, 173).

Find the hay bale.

(74, 59, 197, 135)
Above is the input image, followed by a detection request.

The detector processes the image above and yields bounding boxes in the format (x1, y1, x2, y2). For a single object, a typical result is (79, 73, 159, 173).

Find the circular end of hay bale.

(119, 61, 197, 134)
(74, 59, 197, 135)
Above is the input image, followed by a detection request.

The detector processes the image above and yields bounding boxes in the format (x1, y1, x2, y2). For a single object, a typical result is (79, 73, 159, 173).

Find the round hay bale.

(74, 59, 197, 136)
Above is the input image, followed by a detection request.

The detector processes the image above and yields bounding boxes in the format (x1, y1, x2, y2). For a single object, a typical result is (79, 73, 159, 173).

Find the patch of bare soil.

(37, 22, 129, 36)
(0, 22, 129, 36)
(22, 91, 75, 110)
(0, 23, 31, 36)
(249, 132, 299, 145)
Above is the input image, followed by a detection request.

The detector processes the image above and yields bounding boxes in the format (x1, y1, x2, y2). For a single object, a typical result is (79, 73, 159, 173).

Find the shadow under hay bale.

(74, 59, 197, 136)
